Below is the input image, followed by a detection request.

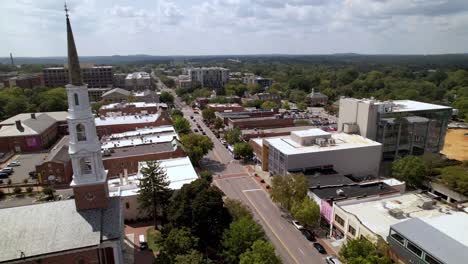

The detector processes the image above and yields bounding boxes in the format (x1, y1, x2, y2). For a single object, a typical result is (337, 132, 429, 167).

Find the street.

(158, 79, 327, 264)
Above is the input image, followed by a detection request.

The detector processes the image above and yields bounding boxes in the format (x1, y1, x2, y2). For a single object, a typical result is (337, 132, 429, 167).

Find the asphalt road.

(215, 176, 327, 264)
(157, 78, 327, 264)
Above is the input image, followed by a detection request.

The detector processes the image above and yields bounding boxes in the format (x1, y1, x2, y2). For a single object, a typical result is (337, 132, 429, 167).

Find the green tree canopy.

(261, 100, 279, 110)
(173, 116, 191, 135)
(224, 198, 253, 221)
(214, 117, 225, 130)
(174, 250, 208, 264)
(163, 227, 199, 260)
(180, 134, 214, 165)
(291, 197, 320, 228)
(340, 238, 392, 264)
(137, 161, 172, 229)
(224, 128, 242, 145)
(437, 165, 468, 196)
(234, 142, 254, 161)
(222, 217, 265, 264)
(202, 108, 216, 124)
(391, 155, 428, 188)
(270, 174, 308, 211)
(160, 91, 175, 104)
(239, 240, 282, 264)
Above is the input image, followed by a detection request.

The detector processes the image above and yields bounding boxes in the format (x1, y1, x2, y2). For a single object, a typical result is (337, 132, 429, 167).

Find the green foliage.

(173, 116, 191, 135)
(91, 101, 104, 113)
(202, 108, 216, 123)
(234, 142, 254, 161)
(180, 134, 214, 165)
(243, 99, 263, 108)
(291, 197, 320, 228)
(160, 76, 176, 88)
(391, 155, 428, 188)
(147, 228, 163, 252)
(437, 165, 468, 196)
(261, 100, 279, 110)
(225, 83, 247, 97)
(224, 198, 253, 221)
(282, 101, 290, 110)
(162, 227, 199, 260)
(160, 91, 175, 104)
(42, 186, 55, 199)
(199, 170, 213, 183)
(239, 240, 282, 264)
(288, 89, 307, 103)
(221, 217, 265, 264)
(214, 117, 225, 130)
(340, 238, 392, 264)
(224, 128, 241, 145)
(26, 186, 33, 193)
(137, 161, 171, 229)
(170, 109, 184, 119)
(174, 250, 207, 264)
(13, 186, 22, 194)
(247, 83, 263, 95)
(270, 174, 308, 210)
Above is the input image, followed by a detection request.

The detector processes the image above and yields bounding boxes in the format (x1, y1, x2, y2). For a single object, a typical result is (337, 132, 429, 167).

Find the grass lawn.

(146, 227, 163, 253)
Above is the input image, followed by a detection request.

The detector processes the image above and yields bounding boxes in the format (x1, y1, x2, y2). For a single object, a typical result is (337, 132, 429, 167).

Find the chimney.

(15, 120, 23, 131)
(31, 113, 36, 119)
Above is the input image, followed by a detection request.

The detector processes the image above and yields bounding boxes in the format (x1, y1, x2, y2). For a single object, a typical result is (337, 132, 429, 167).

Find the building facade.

(43, 64, 113, 88)
(3, 74, 43, 89)
(338, 98, 452, 160)
(88, 87, 111, 102)
(125, 72, 151, 90)
(188, 67, 229, 93)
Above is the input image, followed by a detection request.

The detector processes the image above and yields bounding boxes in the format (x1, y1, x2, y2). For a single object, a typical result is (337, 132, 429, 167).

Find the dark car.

(301, 230, 316, 242)
(313, 242, 326, 254)
(0, 172, 9, 179)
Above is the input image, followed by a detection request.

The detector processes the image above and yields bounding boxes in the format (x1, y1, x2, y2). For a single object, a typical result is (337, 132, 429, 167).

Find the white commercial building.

(125, 72, 151, 90)
(338, 98, 452, 159)
(264, 128, 382, 177)
(108, 156, 198, 221)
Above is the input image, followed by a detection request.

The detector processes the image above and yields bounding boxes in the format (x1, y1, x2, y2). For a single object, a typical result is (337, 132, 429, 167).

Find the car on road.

(190, 116, 194, 119)
(292, 220, 305, 230)
(325, 256, 342, 264)
(301, 229, 315, 242)
(0, 172, 9, 179)
(202, 131, 206, 135)
(194, 129, 199, 133)
(313, 242, 327, 254)
(8, 161, 20, 167)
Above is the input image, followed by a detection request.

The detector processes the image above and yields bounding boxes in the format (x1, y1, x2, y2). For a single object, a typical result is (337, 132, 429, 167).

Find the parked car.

(313, 242, 327, 254)
(202, 131, 206, 135)
(0, 172, 9, 179)
(190, 116, 194, 119)
(301, 229, 315, 242)
(194, 129, 199, 133)
(325, 256, 342, 264)
(8, 161, 20, 167)
(1, 167, 13, 174)
(292, 220, 305, 230)
(138, 234, 148, 250)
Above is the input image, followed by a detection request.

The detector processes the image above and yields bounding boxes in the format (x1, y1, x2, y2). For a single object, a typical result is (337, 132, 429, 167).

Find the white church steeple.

(65, 5, 109, 210)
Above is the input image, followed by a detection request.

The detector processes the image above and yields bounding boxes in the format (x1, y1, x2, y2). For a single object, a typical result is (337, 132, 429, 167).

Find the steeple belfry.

(65, 6, 109, 211)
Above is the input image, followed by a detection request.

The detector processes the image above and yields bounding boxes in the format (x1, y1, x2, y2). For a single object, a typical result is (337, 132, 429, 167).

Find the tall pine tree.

(137, 161, 171, 229)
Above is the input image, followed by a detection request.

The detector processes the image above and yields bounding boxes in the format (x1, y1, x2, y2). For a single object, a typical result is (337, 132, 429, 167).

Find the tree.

(224, 128, 241, 145)
(340, 238, 392, 264)
(247, 83, 263, 95)
(137, 161, 171, 229)
(13, 186, 22, 194)
(438, 165, 468, 196)
(261, 100, 279, 110)
(42, 186, 56, 200)
(225, 83, 247, 97)
(199, 170, 213, 183)
(174, 250, 207, 264)
(180, 134, 214, 165)
(239, 240, 282, 264)
(224, 198, 253, 221)
(270, 174, 308, 211)
(173, 116, 191, 135)
(222, 217, 265, 264)
(202, 108, 216, 124)
(163, 227, 199, 260)
(171, 109, 184, 119)
(291, 197, 320, 228)
(392, 155, 428, 188)
(213, 117, 225, 130)
(288, 89, 307, 103)
(160, 91, 174, 104)
(234, 142, 254, 161)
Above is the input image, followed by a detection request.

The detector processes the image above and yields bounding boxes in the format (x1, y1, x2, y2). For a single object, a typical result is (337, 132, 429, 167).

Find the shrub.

(26, 186, 33, 193)
(23, 178, 28, 184)
(13, 186, 22, 194)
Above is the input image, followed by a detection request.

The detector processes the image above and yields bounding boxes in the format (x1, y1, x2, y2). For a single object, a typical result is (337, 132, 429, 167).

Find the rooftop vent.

(336, 189, 345, 196)
(419, 198, 436, 210)
(389, 208, 404, 219)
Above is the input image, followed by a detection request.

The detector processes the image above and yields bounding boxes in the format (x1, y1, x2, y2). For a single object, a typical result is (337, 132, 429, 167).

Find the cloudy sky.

(1, 0, 468, 56)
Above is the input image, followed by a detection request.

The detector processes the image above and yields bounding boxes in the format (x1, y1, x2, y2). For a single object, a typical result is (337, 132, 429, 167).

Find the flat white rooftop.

(266, 132, 381, 155)
(100, 102, 166, 110)
(292, 128, 330, 138)
(337, 193, 460, 241)
(95, 113, 159, 126)
(101, 133, 178, 149)
(345, 98, 451, 112)
(108, 157, 198, 196)
(104, 125, 175, 140)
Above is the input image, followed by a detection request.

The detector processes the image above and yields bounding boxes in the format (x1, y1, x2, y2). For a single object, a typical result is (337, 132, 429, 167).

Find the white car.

(325, 256, 342, 264)
(8, 161, 20, 167)
(292, 220, 304, 230)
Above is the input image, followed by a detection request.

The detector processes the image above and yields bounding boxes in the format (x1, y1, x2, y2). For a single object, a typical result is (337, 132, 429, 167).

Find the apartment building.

(338, 98, 452, 160)
(188, 67, 229, 93)
(43, 64, 113, 88)
(243, 74, 273, 88)
(125, 72, 151, 90)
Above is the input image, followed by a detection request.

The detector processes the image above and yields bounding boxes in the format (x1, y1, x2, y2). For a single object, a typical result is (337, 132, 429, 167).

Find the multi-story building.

(263, 128, 382, 176)
(177, 75, 192, 91)
(188, 67, 229, 93)
(206, 103, 245, 113)
(99, 102, 167, 116)
(43, 64, 113, 88)
(124, 72, 151, 90)
(88, 87, 111, 102)
(338, 98, 452, 160)
(95, 111, 172, 137)
(307, 89, 328, 106)
(101, 88, 131, 104)
(3, 74, 43, 89)
(243, 75, 273, 88)
(251, 92, 281, 102)
(35, 136, 73, 185)
(228, 116, 294, 130)
(113, 73, 127, 88)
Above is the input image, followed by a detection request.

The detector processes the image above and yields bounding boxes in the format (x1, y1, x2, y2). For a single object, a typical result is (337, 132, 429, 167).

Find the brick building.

(0, 112, 68, 153)
(99, 102, 167, 116)
(95, 111, 172, 137)
(35, 136, 72, 185)
(43, 64, 113, 88)
(216, 109, 278, 124)
(227, 116, 294, 130)
(206, 103, 245, 112)
(3, 74, 43, 89)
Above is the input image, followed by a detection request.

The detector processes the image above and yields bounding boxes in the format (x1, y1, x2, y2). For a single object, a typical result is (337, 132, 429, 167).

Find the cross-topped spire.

(64, 2, 69, 18)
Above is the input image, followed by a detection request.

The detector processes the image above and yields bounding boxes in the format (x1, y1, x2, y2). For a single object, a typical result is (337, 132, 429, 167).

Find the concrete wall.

(337, 99, 378, 140)
(285, 144, 382, 177)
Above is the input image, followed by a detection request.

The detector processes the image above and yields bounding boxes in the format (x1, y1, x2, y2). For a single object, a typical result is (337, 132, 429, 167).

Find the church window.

(76, 124, 86, 141)
(74, 93, 79, 105)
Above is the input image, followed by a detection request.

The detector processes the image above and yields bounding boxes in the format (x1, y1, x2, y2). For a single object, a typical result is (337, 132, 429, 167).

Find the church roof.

(102, 88, 131, 97)
(0, 197, 121, 262)
(0, 112, 68, 138)
(66, 12, 82, 85)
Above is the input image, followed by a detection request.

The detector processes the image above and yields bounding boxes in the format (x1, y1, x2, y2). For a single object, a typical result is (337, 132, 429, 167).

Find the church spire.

(65, 3, 83, 86)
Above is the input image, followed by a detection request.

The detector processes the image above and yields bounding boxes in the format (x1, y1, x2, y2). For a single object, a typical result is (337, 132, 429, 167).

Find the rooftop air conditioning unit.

(389, 208, 404, 219)
(420, 198, 436, 210)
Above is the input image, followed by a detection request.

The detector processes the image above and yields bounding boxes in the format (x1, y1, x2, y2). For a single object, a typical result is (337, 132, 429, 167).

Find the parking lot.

(1, 153, 47, 184)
